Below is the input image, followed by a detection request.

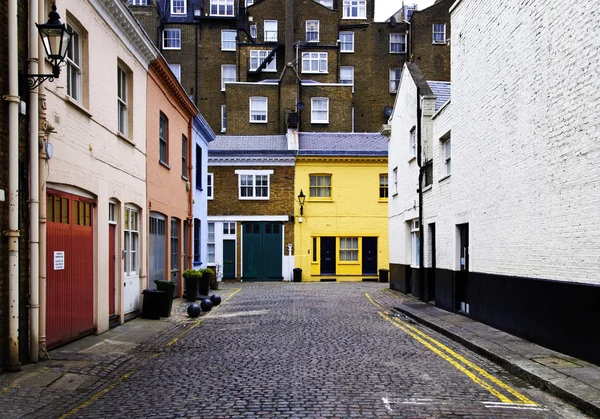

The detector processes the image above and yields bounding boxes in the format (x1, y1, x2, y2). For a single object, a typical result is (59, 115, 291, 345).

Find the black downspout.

(195, 23, 199, 107)
(416, 87, 425, 301)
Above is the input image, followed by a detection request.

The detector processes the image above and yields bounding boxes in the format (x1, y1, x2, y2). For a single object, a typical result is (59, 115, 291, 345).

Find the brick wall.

(298, 84, 352, 132)
(225, 83, 280, 134)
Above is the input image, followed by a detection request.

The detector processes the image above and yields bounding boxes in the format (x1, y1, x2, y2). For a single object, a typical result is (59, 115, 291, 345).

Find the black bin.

(154, 280, 176, 318)
(293, 268, 302, 282)
(379, 269, 389, 283)
(141, 289, 166, 320)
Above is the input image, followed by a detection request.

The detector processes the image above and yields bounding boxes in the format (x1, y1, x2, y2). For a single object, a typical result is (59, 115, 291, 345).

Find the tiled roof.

(209, 135, 288, 152)
(428, 81, 451, 111)
(298, 133, 388, 156)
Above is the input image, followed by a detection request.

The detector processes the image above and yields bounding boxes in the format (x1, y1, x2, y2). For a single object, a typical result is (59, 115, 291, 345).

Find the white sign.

(54, 251, 65, 270)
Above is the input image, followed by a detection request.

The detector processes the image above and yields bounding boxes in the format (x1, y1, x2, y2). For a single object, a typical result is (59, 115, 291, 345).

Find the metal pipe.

(416, 87, 425, 302)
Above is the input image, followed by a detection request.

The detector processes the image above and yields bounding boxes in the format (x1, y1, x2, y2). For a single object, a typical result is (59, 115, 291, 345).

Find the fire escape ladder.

(250, 44, 280, 74)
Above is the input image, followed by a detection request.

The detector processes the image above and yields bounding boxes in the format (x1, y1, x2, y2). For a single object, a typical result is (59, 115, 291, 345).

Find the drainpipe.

(5, 0, 21, 371)
(416, 87, 425, 301)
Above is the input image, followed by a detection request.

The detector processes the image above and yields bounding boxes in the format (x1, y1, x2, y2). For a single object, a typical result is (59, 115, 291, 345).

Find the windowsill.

(116, 132, 135, 146)
(421, 185, 432, 193)
(432, 42, 447, 45)
(64, 95, 92, 117)
(159, 160, 171, 170)
(239, 197, 270, 200)
(250, 121, 268, 124)
(439, 173, 451, 183)
(308, 199, 333, 203)
(389, 51, 407, 54)
(181, 175, 189, 181)
(162, 47, 181, 51)
(378, 198, 389, 202)
(302, 72, 329, 74)
(221, 49, 236, 52)
(311, 121, 329, 124)
(340, 51, 354, 53)
(408, 156, 416, 163)
(342, 17, 366, 19)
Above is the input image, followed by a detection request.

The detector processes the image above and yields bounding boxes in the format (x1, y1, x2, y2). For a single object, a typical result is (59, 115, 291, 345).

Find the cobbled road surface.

(3, 283, 590, 418)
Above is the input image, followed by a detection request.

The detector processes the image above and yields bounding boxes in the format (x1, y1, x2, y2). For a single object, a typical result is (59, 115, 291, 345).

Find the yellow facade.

(294, 157, 389, 281)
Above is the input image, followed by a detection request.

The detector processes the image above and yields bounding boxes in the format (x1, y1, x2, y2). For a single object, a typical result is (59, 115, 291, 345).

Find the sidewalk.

(373, 287, 600, 418)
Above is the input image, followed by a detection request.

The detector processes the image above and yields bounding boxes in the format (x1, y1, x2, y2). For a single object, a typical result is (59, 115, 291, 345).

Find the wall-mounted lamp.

(297, 189, 306, 223)
(28, 3, 73, 89)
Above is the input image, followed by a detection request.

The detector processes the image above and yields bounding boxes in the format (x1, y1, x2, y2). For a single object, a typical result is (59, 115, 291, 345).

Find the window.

(410, 126, 416, 159)
(171, 218, 180, 273)
(109, 202, 117, 223)
(302, 52, 327, 73)
(193, 218, 200, 263)
(250, 24, 257, 39)
(117, 65, 129, 136)
(411, 220, 420, 268)
(433, 23, 446, 44)
(380, 174, 388, 199)
(442, 134, 451, 176)
(207, 173, 214, 199)
(159, 113, 168, 164)
(171, 0, 186, 14)
(236, 170, 273, 199)
(389, 67, 401, 93)
(250, 97, 267, 123)
(423, 160, 433, 188)
(343, 0, 366, 19)
(339, 32, 354, 52)
(73, 200, 92, 226)
(390, 33, 406, 53)
(181, 135, 188, 178)
(129, 0, 147, 4)
(339, 237, 358, 261)
(311, 98, 329, 124)
(195, 144, 202, 189)
(210, 0, 234, 16)
(124, 207, 139, 274)
(250, 50, 276, 72)
(66, 24, 82, 101)
(340, 66, 354, 92)
(221, 30, 236, 51)
(246, 0, 254, 5)
(223, 222, 236, 235)
(221, 64, 236, 90)
(309, 175, 331, 198)
(207, 223, 215, 263)
(317, 0, 333, 8)
(221, 105, 226, 132)
(264, 20, 278, 42)
(163, 28, 181, 49)
(169, 64, 181, 82)
(393, 167, 398, 195)
(306, 20, 319, 42)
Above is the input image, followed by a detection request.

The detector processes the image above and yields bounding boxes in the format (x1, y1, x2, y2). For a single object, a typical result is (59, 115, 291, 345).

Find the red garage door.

(46, 190, 95, 349)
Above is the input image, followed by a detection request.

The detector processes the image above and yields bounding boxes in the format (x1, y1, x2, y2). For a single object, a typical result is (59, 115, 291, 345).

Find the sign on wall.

(54, 251, 65, 270)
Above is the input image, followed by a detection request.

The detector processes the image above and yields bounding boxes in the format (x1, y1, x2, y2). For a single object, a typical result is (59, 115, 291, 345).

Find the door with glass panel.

(124, 207, 140, 314)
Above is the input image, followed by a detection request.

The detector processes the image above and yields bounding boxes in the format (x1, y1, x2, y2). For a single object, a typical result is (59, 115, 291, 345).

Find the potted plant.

(182, 269, 201, 302)
(198, 267, 214, 297)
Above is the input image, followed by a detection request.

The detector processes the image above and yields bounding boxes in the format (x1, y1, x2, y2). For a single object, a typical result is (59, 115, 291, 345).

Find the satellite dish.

(384, 106, 393, 116)
(390, 16, 397, 27)
(296, 101, 305, 110)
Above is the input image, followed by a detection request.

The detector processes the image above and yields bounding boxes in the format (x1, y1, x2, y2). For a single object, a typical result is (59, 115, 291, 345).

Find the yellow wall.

(294, 157, 389, 281)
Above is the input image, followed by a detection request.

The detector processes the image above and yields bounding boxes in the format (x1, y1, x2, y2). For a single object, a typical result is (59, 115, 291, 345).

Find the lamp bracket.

(26, 65, 61, 90)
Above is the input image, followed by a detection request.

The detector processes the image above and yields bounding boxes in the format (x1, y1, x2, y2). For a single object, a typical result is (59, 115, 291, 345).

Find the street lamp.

(298, 189, 306, 217)
(28, 3, 73, 89)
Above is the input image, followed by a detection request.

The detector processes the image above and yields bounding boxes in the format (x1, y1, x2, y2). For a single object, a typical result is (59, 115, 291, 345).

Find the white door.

(124, 207, 140, 314)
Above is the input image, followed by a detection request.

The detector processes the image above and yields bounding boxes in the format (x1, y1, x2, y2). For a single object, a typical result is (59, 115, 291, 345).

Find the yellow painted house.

(294, 133, 389, 281)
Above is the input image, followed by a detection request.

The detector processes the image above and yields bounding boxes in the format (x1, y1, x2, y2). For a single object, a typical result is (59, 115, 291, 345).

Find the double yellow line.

(366, 293, 536, 406)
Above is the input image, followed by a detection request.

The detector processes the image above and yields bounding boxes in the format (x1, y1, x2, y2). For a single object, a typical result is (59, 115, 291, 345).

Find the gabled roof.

(298, 133, 388, 156)
(427, 81, 451, 111)
(209, 135, 289, 154)
(406, 63, 434, 96)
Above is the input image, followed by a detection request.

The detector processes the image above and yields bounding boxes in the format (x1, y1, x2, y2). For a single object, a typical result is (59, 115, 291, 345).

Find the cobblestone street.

(0, 283, 590, 418)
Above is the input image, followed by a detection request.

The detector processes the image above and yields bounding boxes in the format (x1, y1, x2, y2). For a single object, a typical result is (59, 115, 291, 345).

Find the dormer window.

(306, 20, 319, 42)
(171, 0, 186, 14)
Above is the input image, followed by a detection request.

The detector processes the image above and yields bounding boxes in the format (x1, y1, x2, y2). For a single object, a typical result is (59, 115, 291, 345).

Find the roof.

(298, 133, 388, 156)
(406, 63, 434, 96)
(209, 135, 289, 154)
(427, 81, 451, 111)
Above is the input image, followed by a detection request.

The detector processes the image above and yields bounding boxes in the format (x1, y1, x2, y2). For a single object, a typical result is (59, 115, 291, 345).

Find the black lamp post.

(298, 189, 306, 217)
(29, 3, 73, 89)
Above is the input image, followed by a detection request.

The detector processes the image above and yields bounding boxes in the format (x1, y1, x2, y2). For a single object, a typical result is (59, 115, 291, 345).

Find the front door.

(170, 218, 180, 296)
(149, 213, 167, 290)
(108, 223, 116, 316)
(362, 237, 377, 275)
(223, 239, 236, 279)
(123, 207, 141, 314)
(320, 237, 336, 275)
(456, 223, 469, 314)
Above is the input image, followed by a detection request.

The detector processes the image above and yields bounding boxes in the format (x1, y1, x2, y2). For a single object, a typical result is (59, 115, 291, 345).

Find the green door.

(242, 222, 283, 281)
(223, 239, 236, 279)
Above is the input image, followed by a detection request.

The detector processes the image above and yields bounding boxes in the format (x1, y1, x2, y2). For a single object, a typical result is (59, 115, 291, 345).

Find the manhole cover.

(534, 356, 581, 369)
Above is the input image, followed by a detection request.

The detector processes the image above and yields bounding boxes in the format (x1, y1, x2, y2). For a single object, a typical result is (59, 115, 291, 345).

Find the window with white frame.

(163, 28, 181, 49)
(250, 24, 257, 39)
(316, 0, 333, 8)
(171, 0, 186, 14)
(249, 97, 267, 122)
(339, 237, 358, 261)
(117, 65, 129, 136)
(129, 0, 147, 4)
(380, 174, 388, 199)
(207, 173, 214, 199)
(210, 0, 234, 16)
(339, 31, 354, 52)
(311, 98, 329, 124)
(309, 174, 331, 198)
(66, 23, 82, 101)
(264, 20, 278, 42)
(223, 222, 236, 235)
(249, 50, 276, 72)
(207, 222, 215, 263)
(124, 207, 139, 275)
(221, 30, 236, 51)
(220, 105, 226, 132)
(433, 23, 446, 43)
(410, 126, 416, 159)
(302, 52, 327, 73)
(411, 219, 420, 267)
(442, 133, 451, 175)
(169, 64, 181, 82)
(246, 0, 254, 5)
(340, 66, 354, 92)
(389, 67, 401, 93)
(393, 167, 398, 195)
(221, 65, 236, 90)
(390, 33, 406, 53)
(343, 0, 366, 18)
(306, 20, 319, 42)
(236, 170, 273, 199)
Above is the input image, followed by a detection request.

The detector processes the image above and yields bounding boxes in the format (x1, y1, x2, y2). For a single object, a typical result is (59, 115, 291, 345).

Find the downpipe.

(416, 87, 425, 301)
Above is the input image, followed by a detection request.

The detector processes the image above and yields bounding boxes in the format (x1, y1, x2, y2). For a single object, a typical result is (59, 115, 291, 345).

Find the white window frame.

(117, 66, 128, 135)
(223, 222, 236, 236)
(171, 0, 186, 14)
(249, 50, 276, 72)
(389, 67, 401, 93)
(390, 33, 406, 53)
(207, 222, 215, 264)
(311, 98, 329, 124)
(343, 0, 366, 19)
(124, 207, 139, 275)
(339, 237, 358, 262)
(306, 20, 319, 42)
(221, 30, 236, 51)
(235, 169, 273, 200)
(221, 64, 236, 91)
(169, 64, 181, 82)
(162, 28, 181, 50)
(410, 219, 420, 268)
(129, 0, 148, 5)
(207, 173, 214, 199)
(393, 167, 398, 195)
(339, 31, 354, 52)
(264, 20, 278, 42)
(246, 0, 254, 5)
(410, 127, 416, 159)
(302, 52, 328, 73)
(66, 23, 82, 102)
(340, 66, 354, 92)
(210, 0, 234, 16)
(433, 23, 447, 44)
(249, 97, 268, 123)
(220, 105, 226, 133)
(443, 136, 451, 176)
(317, 0, 333, 8)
